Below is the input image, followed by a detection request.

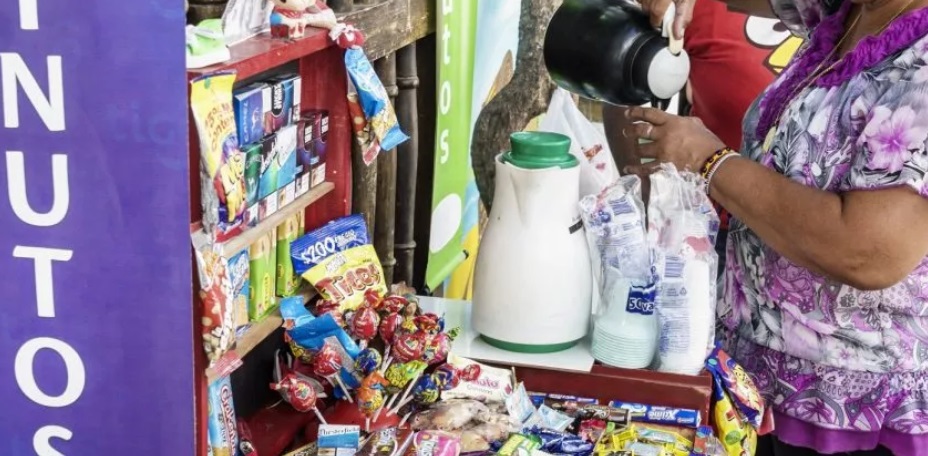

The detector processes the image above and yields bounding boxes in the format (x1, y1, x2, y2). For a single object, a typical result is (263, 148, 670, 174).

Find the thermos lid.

(502, 131, 578, 169)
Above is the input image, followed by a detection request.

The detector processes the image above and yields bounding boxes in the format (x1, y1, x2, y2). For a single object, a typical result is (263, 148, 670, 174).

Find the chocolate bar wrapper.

(359, 428, 414, 456)
(607, 401, 700, 428)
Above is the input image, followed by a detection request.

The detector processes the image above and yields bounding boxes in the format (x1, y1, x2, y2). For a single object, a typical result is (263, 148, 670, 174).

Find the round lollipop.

(380, 295, 408, 314)
(392, 374, 440, 421)
(392, 332, 425, 363)
(378, 313, 404, 368)
(376, 360, 426, 422)
(363, 289, 384, 309)
(350, 305, 380, 348)
(313, 341, 352, 402)
(357, 386, 385, 431)
(354, 347, 383, 376)
(432, 363, 460, 390)
(421, 332, 452, 365)
(270, 373, 327, 424)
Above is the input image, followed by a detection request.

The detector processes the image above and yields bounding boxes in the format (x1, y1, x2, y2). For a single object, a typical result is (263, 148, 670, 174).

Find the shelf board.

(221, 181, 334, 255)
(206, 286, 317, 382)
(187, 29, 332, 81)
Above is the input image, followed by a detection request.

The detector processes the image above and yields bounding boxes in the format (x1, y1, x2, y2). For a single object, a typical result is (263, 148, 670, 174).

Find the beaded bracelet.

(699, 147, 737, 179)
(705, 150, 739, 190)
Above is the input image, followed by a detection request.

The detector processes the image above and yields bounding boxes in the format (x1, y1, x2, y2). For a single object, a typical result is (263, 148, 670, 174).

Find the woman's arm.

(709, 157, 928, 290)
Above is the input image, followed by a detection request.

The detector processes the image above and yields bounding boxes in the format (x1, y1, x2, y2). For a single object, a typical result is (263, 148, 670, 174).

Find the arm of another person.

(623, 104, 928, 291)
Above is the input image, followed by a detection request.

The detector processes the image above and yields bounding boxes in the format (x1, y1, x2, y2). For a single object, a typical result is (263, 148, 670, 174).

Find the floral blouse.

(719, 0, 928, 453)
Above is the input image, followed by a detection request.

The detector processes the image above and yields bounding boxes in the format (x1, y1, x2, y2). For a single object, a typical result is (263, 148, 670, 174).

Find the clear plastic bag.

(647, 164, 720, 375)
(539, 89, 620, 198)
(222, 0, 274, 45)
(579, 176, 659, 369)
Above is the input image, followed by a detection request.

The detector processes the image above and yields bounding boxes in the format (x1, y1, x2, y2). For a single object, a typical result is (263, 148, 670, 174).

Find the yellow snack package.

(301, 244, 387, 311)
(712, 380, 757, 456)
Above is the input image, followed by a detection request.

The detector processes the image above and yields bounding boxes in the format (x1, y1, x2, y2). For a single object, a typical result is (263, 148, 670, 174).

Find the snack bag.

(207, 376, 239, 456)
(291, 214, 371, 275)
(191, 72, 247, 240)
(193, 231, 236, 363)
(228, 249, 251, 336)
(359, 428, 415, 456)
(710, 378, 756, 456)
(705, 346, 764, 430)
(277, 211, 306, 296)
(348, 82, 382, 166)
(404, 431, 461, 456)
(345, 48, 409, 152)
(249, 230, 278, 321)
(442, 355, 514, 403)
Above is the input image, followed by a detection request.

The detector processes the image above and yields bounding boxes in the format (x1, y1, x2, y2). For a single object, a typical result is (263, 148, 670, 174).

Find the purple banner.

(0, 0, 194, 454)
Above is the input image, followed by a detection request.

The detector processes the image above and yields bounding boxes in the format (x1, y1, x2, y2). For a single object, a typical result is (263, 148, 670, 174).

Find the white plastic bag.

(222, 0, 274, 45)
(647, 164, 720, 375)
(539, 89, 620, 198)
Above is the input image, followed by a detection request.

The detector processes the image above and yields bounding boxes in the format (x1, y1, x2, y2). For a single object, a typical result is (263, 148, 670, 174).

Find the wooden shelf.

(187, 29, 331, 81)
(220, 182, 334, 255)
(206, 285, 317, 382)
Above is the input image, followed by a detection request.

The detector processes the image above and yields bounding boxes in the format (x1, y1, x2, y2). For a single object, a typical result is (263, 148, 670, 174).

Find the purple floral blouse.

(720, 1, 928, 454)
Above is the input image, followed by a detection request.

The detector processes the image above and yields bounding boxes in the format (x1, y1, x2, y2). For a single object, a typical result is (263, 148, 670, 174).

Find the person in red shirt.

(603, 0, 801, 270)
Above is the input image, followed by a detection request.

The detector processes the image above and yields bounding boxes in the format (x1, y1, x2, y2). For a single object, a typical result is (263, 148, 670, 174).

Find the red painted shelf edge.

(187, 29, 332, 81)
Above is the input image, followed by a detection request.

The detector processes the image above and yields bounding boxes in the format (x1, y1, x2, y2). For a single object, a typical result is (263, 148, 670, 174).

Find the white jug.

(472, 132, 593, 353)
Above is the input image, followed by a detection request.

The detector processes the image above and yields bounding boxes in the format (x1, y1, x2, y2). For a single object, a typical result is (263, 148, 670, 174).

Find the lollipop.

(350, 305, 381, 348)
(313, 341, 352, 402)
(376, 360, 426, 422)
(363, 289, 384, 309)
(392, 332, 425, 363)
(270, 373, 327, 424)
(357, 386, 385, 431)
(415, 313, 441, 334)
(432, 363, 460, 390)
(391, 374, 440, 421)
(354, 347, 383, 376)
(421, 332, 452, 365)
(378, 313, 404, 368)
(380, 295, 408, 314)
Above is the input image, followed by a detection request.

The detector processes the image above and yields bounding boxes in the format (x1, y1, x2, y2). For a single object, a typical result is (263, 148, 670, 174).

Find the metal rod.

(393, 44, 419, 286)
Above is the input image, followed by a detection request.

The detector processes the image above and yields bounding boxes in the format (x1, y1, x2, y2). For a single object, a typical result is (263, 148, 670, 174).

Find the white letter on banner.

(18, 0, 40, 30)
(15, 338, 85, 408)
(439, 130, 450, 164)
(439, 81, 451, 115)
(33, 425, 71, 456)
(12, 246, 73, 318)
(6, 151, 70, 227)
(442, 24, 452, 66)
(1, 53, 65, 131)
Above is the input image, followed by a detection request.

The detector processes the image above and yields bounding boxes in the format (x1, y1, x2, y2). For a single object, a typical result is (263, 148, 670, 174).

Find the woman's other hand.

(639, 0, 695, 39)
(621, 106, 726, 175)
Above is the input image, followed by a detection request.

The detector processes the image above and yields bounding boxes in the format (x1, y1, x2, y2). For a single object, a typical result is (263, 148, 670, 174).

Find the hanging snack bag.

(348, 82, 382, 166)
(277, 211, 306, 296)
(249, 230, 278, 321)
(705, 346, 765, 429)
(193, 231, 236, 363)
(711, 377, 757, 456)
(207, 376, 240, 456)
(345, 48, 409, 152)
(292, 214, 387, 311)
(191, 72, 247, 241)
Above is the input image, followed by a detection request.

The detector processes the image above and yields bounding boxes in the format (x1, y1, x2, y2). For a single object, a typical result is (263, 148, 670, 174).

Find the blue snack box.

(233, 82, 269, 146)
(265, 73, 302, 134)
(607, 400, 701, 428)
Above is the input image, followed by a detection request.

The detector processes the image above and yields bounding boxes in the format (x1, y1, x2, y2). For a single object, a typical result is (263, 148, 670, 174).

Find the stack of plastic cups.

(591, 268, 658, 369)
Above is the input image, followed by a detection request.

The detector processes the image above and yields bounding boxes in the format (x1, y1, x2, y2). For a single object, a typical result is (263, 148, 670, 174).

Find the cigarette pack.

(233, 82, 269, 147)
(297, 110, 330, 196)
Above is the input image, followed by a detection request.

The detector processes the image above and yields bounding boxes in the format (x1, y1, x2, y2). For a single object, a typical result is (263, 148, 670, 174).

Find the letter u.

(5, 151, 69, 227)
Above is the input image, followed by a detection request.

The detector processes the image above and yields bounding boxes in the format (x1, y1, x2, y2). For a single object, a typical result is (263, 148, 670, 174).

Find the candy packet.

(228, 248, 251, 337)
(207, 376, 239, 456)
(710, 376, 756, 456)
(318, 424, 361, 456)
(507, 383, 537, 425)
(281, 297, 361, 359)
(648, 164, 719, 376)
(495, 434, 541, 456)
(442, 355, 514, 404)
(405, 431, 462, 456)
(359, 428, 415, 456)
(348, 81, 382, 166)
(190, 72, 246, 241)
(705, 345, 764, 430)
(523, 427, 593, 456)
(193, 231, 236, 364)
(291, 214, 371, 275)
(529, 393, 598, 418)
(606, 401, 700, 428)
(345, 48, 409, 152)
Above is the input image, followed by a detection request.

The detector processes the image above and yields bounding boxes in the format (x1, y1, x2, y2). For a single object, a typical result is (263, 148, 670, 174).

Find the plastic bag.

(539, 89, 619, 198)
(222, 0, 273, 45)
(647, 164, 719, 375)
(345, 48, 409, 152)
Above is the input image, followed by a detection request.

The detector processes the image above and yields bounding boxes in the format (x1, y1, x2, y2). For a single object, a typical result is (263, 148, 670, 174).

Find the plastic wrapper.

(442, 355, 513, 403)
(207, 376, 239, 456)
(705, 346, 764, 429)
(711, 377, 756, 456)
(524, 428, 593, 456)
(292, 214, 370, 275)
(528, 393, 598, 418)
(193, 232, 236, 363)
(348, 81, 382, 166)
(404, 431, 462, 456)
(302, 243, 388, 311)
(606, 401, 700, 428)
(345, 48, 409, 152)
(281, 297, 361, 359)
(221, 0, 273, 45)
(506, 383, 536, 425)
(360, 428, 415, 456)
(496, 434, 542, 456)
(190, 72, 246, 240)
(410, 399, 491, 431)
(647, 164, 719, 375)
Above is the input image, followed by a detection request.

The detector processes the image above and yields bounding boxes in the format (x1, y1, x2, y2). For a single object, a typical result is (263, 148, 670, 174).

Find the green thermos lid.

(501, 131, 578, 169)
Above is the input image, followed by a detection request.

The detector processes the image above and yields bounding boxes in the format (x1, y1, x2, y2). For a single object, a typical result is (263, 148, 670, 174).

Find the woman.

(623, 0, 928, 454)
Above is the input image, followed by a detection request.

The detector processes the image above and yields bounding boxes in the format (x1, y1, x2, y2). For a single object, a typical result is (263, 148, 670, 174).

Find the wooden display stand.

(187, 28, 353, 456)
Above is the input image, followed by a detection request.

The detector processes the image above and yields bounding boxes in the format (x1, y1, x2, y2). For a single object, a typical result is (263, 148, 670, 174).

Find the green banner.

(425, 0, 477, 291)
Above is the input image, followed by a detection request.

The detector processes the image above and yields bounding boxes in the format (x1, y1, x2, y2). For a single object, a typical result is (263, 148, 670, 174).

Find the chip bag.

(207, 376, 239, 456)
(191, 72, 247, 241)
(705, 345, 765, 430)
(292, 214, 387, 310)
(345, 48, 409, 152)
(193, 231, 236, 364)
(710, 377, 756, 456)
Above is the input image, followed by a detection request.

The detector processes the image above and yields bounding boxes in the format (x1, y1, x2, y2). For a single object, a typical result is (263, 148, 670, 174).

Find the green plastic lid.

(501, 131, 578, 169)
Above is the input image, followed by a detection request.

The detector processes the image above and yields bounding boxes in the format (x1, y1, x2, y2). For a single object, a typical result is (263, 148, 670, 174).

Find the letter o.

(439, 81, 452, 115)
(15, 337, 85, 407)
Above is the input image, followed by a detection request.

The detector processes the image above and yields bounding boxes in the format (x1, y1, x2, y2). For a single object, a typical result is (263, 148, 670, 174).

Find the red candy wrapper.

(403, 431, 461, 456)
(271, 373, 320, 412)
(459, 363, 481, 382)
(364, 289, 384, 309)
(392, 332, 425, 363)
(381, 296, 408, 314)
(313, 342, 343, 377)
(415, 314, 440, 334)
(422, 333, 451, 365)
(351, 305, 381, 342)
(380, 313, 404, 345)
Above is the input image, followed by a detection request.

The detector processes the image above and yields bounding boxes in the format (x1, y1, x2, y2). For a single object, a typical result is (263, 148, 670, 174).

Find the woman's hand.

(639, 0, 695, 39)
(621, 106, 726, 175)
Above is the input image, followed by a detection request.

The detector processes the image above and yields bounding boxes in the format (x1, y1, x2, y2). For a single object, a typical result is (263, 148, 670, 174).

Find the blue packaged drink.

(290, 214, 370, 275)
(607, 400, 701, 428)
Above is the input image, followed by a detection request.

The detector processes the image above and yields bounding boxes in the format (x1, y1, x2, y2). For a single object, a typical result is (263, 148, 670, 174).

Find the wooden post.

(374, 54, 398, 284)
(413, 34, 436, 292)
(394, 44, 419, 286)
